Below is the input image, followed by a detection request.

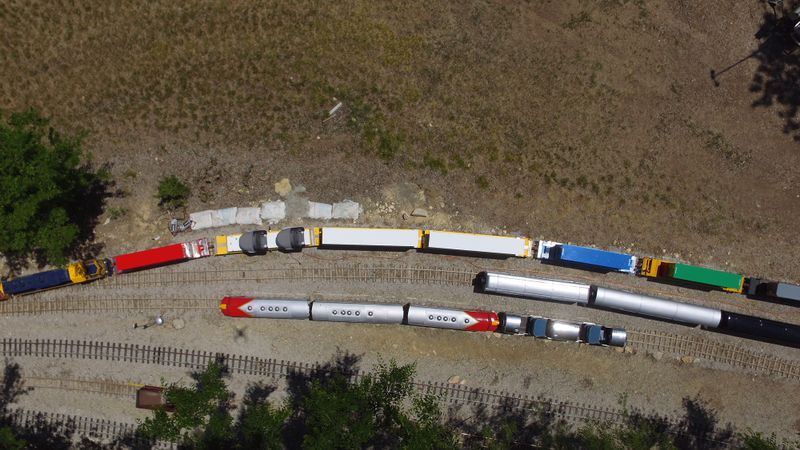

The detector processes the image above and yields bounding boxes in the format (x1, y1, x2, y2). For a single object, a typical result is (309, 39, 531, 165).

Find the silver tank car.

(547, 320, 583, 341)
(593, 287, 722, 328)
(235, 299, 310, 319)
(477, 272, 591, 305)
(608, 328, 627, 347)
(310, 302, 404, 324)
(498, 313, 526, 334)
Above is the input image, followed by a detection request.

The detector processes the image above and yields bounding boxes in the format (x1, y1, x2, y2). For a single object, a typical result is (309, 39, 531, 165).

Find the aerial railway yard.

(1, 248, 799, 442)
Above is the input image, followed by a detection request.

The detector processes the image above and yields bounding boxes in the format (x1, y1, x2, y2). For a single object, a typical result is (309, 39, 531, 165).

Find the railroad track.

(8, 409, 175, 449)
(0, 338, 632, 426)
(626, 329, 800, 379)
(16, 376, 139, 397)
(3, 292, 799, 381)
(0, 297, 218, 315)
(87, 264, 476, 288)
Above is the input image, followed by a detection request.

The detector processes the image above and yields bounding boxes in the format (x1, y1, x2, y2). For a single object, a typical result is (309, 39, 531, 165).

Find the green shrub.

(156, 175, 190, 210)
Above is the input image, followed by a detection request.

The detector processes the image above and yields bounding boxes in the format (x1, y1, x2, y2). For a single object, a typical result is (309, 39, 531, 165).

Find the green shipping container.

(667, 263, 743, 291)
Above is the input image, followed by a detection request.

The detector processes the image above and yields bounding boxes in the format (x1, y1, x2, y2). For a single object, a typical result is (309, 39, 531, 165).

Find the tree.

(0, 109, 105, 266)
(156, 175, 190, 211)
(137, 361, 232, 444)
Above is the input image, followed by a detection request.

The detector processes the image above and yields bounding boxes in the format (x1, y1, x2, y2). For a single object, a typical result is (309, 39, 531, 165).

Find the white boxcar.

(320, 228, 423, 249)
(424, 230, 532, 258)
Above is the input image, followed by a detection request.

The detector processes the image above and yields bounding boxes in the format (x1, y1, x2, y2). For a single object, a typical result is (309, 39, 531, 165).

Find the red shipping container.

(114, 239, 210, 273)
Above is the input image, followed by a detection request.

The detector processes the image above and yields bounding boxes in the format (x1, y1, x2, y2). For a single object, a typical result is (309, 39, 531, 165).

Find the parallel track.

(626, 330, 800, 378)
(88, 265, 476, 288)
(3, 294, 800, 380)
(0, 338, 629, 426)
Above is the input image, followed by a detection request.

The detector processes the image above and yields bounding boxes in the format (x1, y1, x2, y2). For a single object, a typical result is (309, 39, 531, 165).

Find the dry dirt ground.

(2, 0, 800, 444)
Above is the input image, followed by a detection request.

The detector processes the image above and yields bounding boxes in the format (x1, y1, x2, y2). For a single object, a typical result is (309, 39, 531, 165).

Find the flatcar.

(537, 241, 637, 274)
(0, 259, 111, 300)
(423, 230, 532, 258)
(638, 258, 744, 293)
(477, 271, 800, 347)
(114, 238, 211, 273)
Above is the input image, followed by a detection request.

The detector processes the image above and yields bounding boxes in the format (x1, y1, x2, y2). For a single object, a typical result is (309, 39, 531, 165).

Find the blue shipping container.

(3, 269, 72, 295)
(555, 245, 636, 273)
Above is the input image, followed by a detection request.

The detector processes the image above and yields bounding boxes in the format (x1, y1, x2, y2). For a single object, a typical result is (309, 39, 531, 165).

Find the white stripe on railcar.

(321, 228, 423, 248)
(425, 230, 532, 257)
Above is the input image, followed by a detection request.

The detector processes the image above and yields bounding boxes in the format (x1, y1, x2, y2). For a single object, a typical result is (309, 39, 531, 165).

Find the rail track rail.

(8, 409, 175, 449)
(17, 376, 138, 397)
(0, 338, 632, 426)
(88, 265, 476, 288)
(0, 297, 218, 315)
(626, 329, 800, 379)
(3, 292, 799, 381)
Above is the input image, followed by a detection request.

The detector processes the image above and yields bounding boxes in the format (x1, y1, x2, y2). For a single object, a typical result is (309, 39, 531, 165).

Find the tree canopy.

(0, 109, 104, 266)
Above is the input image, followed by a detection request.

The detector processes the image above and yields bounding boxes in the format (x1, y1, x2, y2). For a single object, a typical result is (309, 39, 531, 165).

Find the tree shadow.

(283, 350, 362, 449)
(66, 161, 115, 262)
(447, 393, 736, 449)
(0, 359, 76, 449)
(748, 0, 800, 141)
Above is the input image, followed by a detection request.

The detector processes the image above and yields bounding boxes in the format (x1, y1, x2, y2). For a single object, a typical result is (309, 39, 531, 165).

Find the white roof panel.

(426, 231, 531, 257)
(321, 228, 422, 248)
(266, 231, 279, 250)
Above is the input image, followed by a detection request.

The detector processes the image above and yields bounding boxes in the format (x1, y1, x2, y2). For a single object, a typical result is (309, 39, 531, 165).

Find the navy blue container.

(3, 269, 72, 295)
(552, 244, 636, 273)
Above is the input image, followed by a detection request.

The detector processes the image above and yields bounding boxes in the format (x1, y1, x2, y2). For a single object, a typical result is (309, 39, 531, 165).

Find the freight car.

(476, 271, 800, 347)
(638, 258, 744, 293)
(0, 259, 111, 300)
(537, 241, 637, 274)
(114, 238, 211, 273)
(423, 230, 533, 258)
(747, 279, 800, 303)
(219, 297, 627, 347)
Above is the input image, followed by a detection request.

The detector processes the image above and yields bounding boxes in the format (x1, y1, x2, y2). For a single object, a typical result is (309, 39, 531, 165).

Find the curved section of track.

(88, 265, 476, 288)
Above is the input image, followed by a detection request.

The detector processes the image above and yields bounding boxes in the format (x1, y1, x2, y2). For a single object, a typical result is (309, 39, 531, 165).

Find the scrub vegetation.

(130, 359, 795, 450)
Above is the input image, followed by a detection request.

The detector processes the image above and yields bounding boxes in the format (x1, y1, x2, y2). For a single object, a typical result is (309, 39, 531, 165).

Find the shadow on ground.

(749, 0, 800, 141)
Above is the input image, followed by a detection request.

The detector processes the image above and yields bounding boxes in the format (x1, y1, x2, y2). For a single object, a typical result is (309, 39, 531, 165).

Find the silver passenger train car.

(311, 302, 404, 324)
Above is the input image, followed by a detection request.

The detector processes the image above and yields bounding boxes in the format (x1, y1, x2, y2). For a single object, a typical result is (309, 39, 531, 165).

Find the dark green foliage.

(737, 430, 781, 450)
(0, 426, 26, 450)
(0, 109, 105, 266)
(156, 175, 190, 210)
(137, 361, 231, 443)
(137, 358, 458, 450)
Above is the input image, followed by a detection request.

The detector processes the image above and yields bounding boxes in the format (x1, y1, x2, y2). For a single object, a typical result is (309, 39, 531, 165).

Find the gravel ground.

(3, 248, 800, 441)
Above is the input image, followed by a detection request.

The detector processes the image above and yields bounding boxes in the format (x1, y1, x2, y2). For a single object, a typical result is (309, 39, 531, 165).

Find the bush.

(0, 109, 105, 266)
(156, 175, 190, 210)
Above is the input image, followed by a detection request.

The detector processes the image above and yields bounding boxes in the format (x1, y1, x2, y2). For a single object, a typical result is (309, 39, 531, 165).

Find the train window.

(247, 306, 252, 311)
(437, 316, 442, 321)
(355, 311, 360, 316)
(429, 315, 433, 320)
(451, 317, 456, 322)
(368, 312, 374, 317)
(260, 307, 265, 311)
(465, 319, 470, 323)
(341, 310, 346, 315)
(332, 310, 338, 315)
(283, 307, 288, 312)
(347, 311, 352, 315)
